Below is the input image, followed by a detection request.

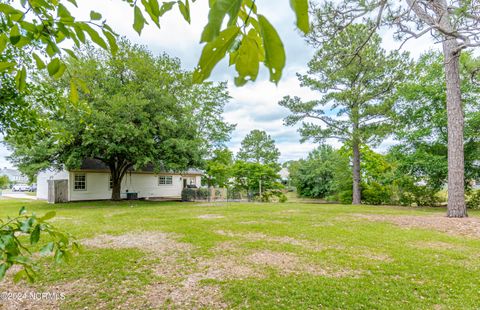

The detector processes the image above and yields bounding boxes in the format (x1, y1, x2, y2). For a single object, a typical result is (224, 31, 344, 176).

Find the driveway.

(1, 191, 37, 200)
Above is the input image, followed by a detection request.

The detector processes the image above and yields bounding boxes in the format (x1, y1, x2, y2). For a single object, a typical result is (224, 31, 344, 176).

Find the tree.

(205, 148, 234, 188)
(0, 175, 9, 188)
(289, 145, 341, 199)
(6, 41, 234, 200)
(313, 0, 480, 216)
(279, 24, 409, 204)
(391, 51, 480, 202)
(0, 0, 310, 90)
(231, 160, 282, 199)
(237, 129, 280, 166)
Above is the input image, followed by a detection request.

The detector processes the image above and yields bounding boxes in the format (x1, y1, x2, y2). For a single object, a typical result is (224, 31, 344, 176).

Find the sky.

(0, 0, 439, 168)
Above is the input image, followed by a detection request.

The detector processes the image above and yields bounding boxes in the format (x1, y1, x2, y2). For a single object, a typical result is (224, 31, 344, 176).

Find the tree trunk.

(352, 140, 361, 205)
(111, 179, 122, 201)
(443, 38, 467, 217)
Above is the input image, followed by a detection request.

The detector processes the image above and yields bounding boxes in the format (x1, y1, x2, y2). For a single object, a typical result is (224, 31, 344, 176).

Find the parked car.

(12, 184, 30, 192)
(29, 184, 37, 192)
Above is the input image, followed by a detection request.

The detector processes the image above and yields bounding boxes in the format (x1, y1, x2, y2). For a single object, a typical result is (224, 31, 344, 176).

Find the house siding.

(67, 171, 201, 201)
(37, 169, 69, 200)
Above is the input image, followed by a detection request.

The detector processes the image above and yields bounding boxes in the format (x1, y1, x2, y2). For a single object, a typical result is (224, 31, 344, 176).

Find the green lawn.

(1, 198, 480, 309)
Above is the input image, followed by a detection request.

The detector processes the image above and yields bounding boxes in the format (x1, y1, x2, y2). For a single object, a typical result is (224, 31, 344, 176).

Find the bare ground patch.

(353, 214, 480, 238)
(81, 232, 193, 254)
(195, 203, 227, 207)
(411, 241, 469, 251)
(215, 230, 337, 251)
(197, 214, 225, 219)
(0, 277, 96, 310)
(248, 250, 359, 277)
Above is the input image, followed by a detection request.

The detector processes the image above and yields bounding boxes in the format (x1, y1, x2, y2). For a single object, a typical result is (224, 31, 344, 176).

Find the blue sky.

(0, 0, 438, 168)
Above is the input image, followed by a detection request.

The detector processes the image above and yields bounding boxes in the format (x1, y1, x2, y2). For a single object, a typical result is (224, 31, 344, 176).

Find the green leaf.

(30, 225, 41, 244)
(194, 26, 240, 83)
(258, 15, 286, 84)
(200, 0, 242, 43)
(57, 3, 74, 22)
(15, 66, 27, 91)
(20, 217, 34, 233)
(13, 269, 27, 283)
(47, 58, 61, 76)
(38, 211, 56, 222)
(0, 62, 14, 72)
(0, 33, 8, 54)
(62, 48, 78, 59)
(19, 206, 26, 215)
(289, 0, 309, 34)
(178, 0, 190, 23)
(73, 25, 86, 43)
(141, 0, 160, 27)
(79, 23, 108, 50)
(0, 264, 7, 280)
(103, 30, 118, 55)
(133, 6, 147, 35)
(70, 80, 79, 103)
(234, 30, 260, 86)
(32, 53, 46, 69)
(159, 1, 176, 16)
(40, 242, 54, 255)
(90, 10, 102, 20)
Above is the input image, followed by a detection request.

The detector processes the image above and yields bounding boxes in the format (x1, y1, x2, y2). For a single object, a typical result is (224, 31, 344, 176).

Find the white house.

(0, 167, 29, 184)
(37, 158, 203, 202)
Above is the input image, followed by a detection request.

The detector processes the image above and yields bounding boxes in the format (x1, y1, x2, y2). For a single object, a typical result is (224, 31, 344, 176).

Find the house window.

(159, 176, 173, 185)
(74, 173, 86, 191)
(109, 175, 113, 189)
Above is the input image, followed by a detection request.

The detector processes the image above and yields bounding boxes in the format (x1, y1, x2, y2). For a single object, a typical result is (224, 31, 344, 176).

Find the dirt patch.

(248, 250, 358, 277)
(357, 252, 393, 262)
(354, 214, 480, 238)
(412, 241, 469, 251)
(195, 203, 227, 207)
(0, 277, 95, 310)
(197, 214, 225, 219)
(147, 253, 258, 309)
(215, 230, 331, 251)
(238, 220, 286, 225)
(146, 280, 227, 309)
(81, 232, 193, 254)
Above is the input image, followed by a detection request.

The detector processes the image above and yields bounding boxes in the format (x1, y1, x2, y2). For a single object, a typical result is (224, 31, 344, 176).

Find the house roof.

(74, 158, 203, 175)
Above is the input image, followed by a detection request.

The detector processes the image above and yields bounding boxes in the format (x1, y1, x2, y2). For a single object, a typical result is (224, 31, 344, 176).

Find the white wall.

(68, 171, 202, 201)
(36, 169, 69, 200)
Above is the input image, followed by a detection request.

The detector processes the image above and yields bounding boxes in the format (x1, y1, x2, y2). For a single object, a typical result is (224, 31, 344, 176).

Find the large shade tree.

(6, 41, 234, 200)
(279, 24, 409, 204)
(312, 0, 480, 216)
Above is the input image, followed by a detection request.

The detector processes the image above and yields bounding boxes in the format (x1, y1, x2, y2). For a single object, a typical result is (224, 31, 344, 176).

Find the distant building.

(0, 167, 28, 184)
(279, 168, 290, 186)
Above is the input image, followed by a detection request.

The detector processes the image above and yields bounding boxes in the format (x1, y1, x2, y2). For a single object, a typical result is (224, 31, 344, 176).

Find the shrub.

(362, 182, 392, 205)
(260, 189, 287, 203)
(467, 190, 480, 209)
(181, 188, 196, 202)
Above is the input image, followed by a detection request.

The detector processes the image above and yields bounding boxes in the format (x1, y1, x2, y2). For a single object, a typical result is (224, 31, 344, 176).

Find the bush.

(181, 188, 196, 202)
(260, 189, 287, 203)
(467, 190, 480, 209)
(181, 188, 210, 201)
(362, 182, 392, 205)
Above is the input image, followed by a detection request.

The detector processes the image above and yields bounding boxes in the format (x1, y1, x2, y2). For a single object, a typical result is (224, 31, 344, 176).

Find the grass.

(1, 198, 480, 309)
